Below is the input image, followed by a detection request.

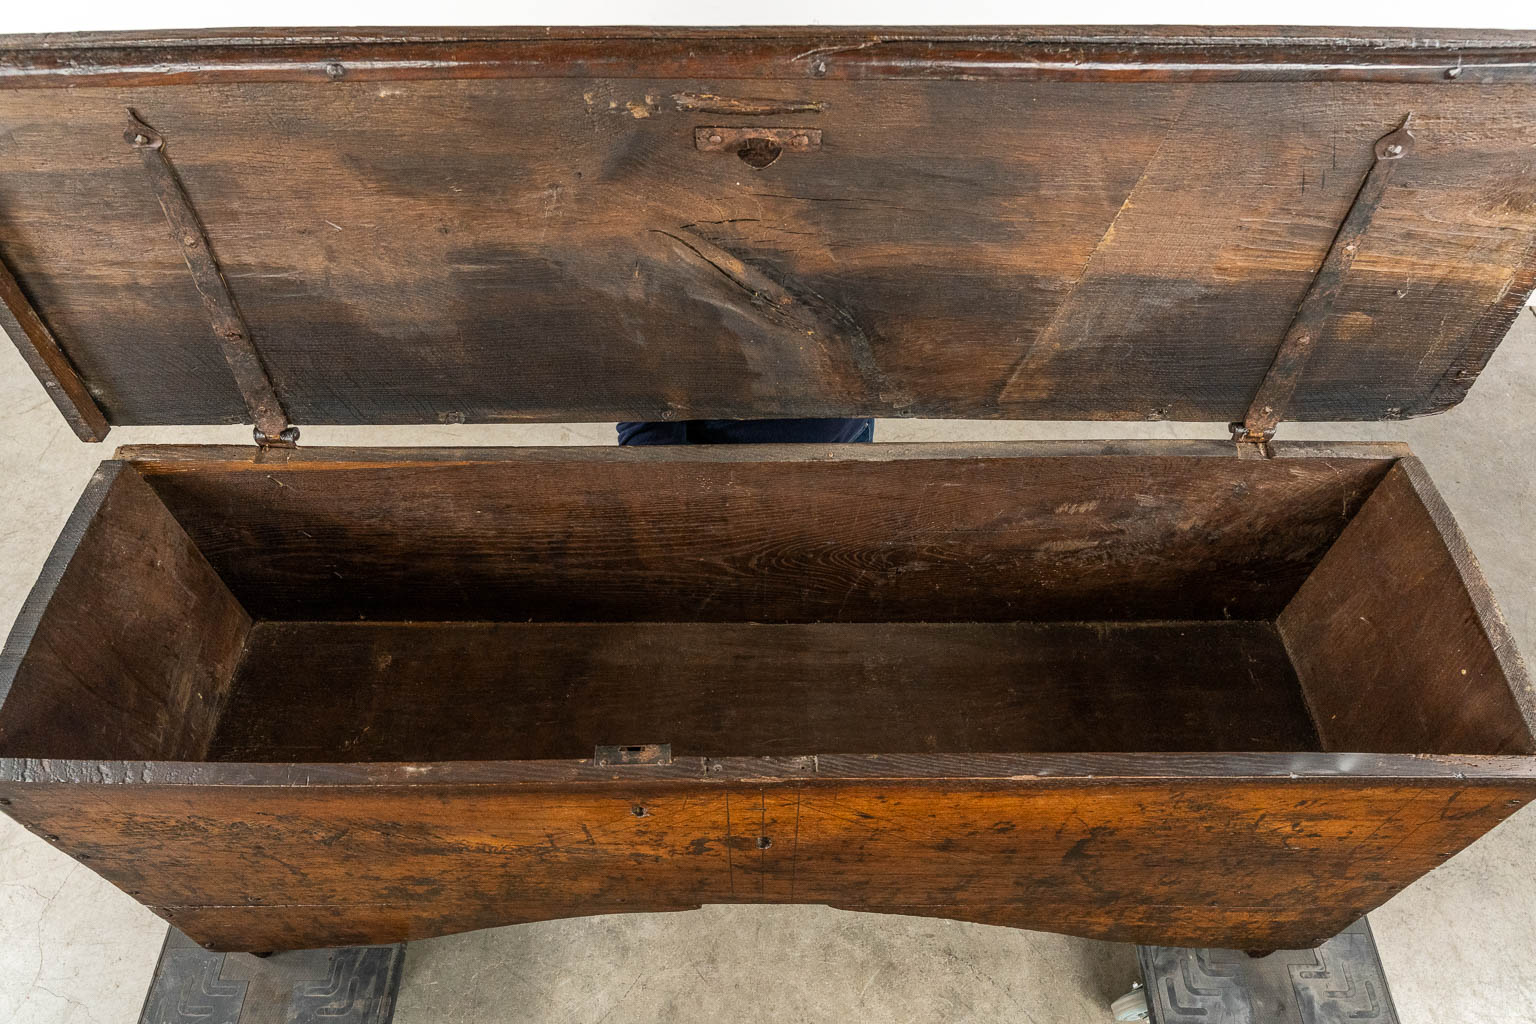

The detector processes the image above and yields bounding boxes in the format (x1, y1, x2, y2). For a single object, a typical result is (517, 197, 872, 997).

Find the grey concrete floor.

(1, 312, 1534, 1023)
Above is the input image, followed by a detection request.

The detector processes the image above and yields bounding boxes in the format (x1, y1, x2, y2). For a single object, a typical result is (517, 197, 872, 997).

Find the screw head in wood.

(325, 62, 346, 80)
(708, 133, 723, 145)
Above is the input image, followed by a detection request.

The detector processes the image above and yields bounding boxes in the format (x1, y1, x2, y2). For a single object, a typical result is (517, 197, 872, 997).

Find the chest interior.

(1, 29, 1534, 768)
(0, 442, 1528, 767)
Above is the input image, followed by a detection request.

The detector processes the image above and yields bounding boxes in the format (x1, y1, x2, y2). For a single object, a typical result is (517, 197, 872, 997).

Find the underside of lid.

(2, 27, 1536, 440)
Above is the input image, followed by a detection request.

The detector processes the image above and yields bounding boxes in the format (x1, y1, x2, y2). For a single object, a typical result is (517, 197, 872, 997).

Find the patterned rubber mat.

(1137, 919, 1399, 1024)
(136, 917, 1394, 1022)
(137, 928, 405, 1024)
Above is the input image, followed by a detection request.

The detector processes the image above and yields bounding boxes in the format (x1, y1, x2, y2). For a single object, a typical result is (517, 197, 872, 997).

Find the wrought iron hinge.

(1229, 426, 1276, 460)
(124, 110, 298, 449)
(1232, 115, 1415, 456)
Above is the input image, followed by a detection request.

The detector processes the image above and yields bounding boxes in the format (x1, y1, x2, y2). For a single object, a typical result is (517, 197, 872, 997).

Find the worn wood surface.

(5, 28, 1536, 87)
(1281, 458, 1536, 755)
(0, 25, 1534, 957)
(6, 749, 1531, 786)
(0, 464, 251, 761)
(1, 34, 1534, 428)
(0, 253, 107, 440)
(1, 769, 1532, 951)
(1, 440, 1532, 951)
(129, 446, 1395, 622)
(207, 620, 1318, 762)
(115, 438, 1414, 465)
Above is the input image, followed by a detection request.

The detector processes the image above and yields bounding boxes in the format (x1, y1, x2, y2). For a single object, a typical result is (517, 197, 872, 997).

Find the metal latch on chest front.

(594, 744, 673, 767)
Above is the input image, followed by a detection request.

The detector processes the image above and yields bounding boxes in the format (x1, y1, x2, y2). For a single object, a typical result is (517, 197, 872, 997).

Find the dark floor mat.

(138, 928, 405, 1024)
(1138, 919, 1399, 1023)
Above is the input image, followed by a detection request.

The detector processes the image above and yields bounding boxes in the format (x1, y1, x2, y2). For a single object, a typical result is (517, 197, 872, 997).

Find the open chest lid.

(2, 27, 1535, 445)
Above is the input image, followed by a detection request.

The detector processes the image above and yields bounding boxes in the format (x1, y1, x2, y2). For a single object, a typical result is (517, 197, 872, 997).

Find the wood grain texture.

(1, 441, 1531, 952)
(129, 447, 1395, 622)
(0, 463, 252, 760)
(0, 27, 1533, 956)
(1, 772, 1531, 951)
(0, 250, 107, 440)
(206, 620, 1319, 762)
(4, 28, 1536, 87)
(7, 749, 1533, 786)
(1280, 458, 1536, 755)
(115, 438, 1414, 465)
(0, 62, 1532, 428)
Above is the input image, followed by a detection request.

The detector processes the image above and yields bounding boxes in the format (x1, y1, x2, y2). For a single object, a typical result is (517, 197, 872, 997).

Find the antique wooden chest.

(2, 27, 1536, 955)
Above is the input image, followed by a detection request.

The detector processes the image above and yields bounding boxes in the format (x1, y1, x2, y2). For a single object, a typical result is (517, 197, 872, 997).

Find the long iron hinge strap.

(124, 110, 298, 448)
(1232, 115, 1416, 448)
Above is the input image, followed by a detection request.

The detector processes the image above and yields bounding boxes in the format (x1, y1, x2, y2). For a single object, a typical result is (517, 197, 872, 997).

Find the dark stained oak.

(0, 442, 1531, 951)
(0, 464, 251, 761)
(115, 438, 1414, 464)
(206, 619, 1320, 762)
(0, 441, 1530, 952)
(1, 35, 1535, 431)
(129, 446, 1395, 623)
(1281, 459, 1536, 755)
(1, 771, 1531, 952)
(0, 254, 107, 440)
(1, 27, 1534, 954)
(6, 749, 1532, 787)
(5, 28, 1536, 87)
